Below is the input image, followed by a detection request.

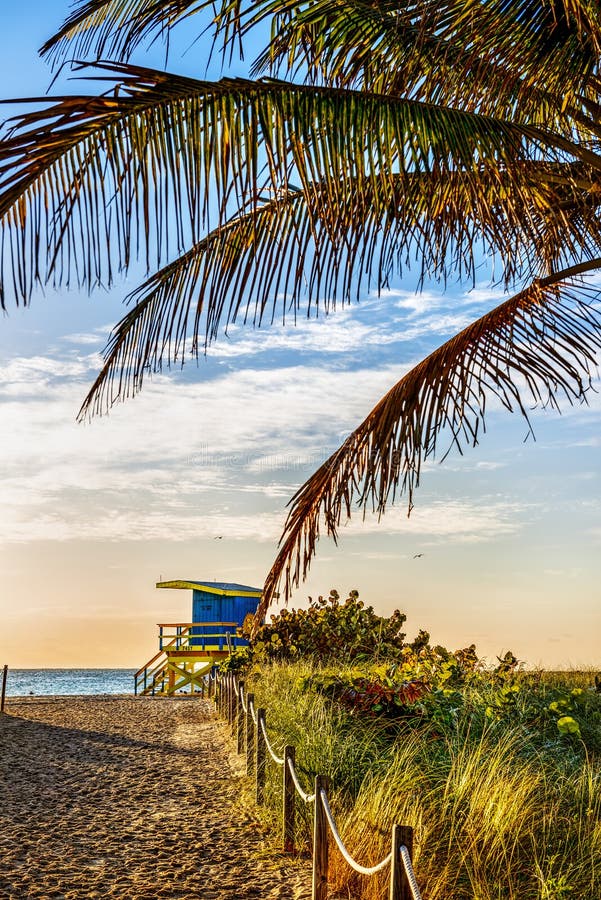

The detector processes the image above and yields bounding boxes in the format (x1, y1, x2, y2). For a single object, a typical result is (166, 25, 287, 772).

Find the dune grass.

(240, 662, 601, 899)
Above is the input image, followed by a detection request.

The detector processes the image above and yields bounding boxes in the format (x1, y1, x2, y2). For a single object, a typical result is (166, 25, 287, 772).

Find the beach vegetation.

(240, 648, 601, 899)
(220, 594, 601, 896)
(239, 588, 408, 664)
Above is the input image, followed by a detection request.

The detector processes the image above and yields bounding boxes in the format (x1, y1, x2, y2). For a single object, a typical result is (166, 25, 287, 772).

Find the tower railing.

(134, 623, 246, 695)
(157, 622, 241, 652)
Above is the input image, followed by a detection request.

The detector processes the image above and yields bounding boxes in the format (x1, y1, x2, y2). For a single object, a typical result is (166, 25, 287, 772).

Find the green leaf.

(556, 715, 581, 737)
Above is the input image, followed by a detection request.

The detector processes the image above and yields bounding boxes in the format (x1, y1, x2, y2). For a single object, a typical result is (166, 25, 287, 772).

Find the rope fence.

(320, 788, 392, 876)
(259, 713, 285, 766)
(215, 671, 423, 900)
(287, 755, 316, 804)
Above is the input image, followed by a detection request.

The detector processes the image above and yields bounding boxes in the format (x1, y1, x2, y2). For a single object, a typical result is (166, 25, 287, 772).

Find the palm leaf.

(75, 160, 601, 418)
(258, 264, 601, 620)
(224, 0, 601, 127)
(38, 0, 601, 146)
(77, 189, 306, 417)
(40, 0, 211, 65)
(3, 62, 601, 309)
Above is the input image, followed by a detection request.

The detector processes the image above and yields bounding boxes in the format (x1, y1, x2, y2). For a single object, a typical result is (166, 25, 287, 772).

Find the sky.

(0, 1, 599, 669)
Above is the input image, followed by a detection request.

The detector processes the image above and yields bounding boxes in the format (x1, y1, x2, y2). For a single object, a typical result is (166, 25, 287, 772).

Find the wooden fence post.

(312, 775, 330, 900)
(256, 708, 266, 805)
(311, 775, 330, 900)
(283, 745, 296, 853)
(1, 665, 7, 714)
(229, 675, 236, 727)
(232, 678, 240, 736)
(246, 693, 255, 776)
(208, 670, 214, 699)
(389, 825, 402, 900)
(397, 825, 414, 900)
(237, 680, 245, 753)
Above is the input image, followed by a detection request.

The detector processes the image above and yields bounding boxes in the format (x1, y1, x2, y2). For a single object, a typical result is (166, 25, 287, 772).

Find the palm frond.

(40, 0, 210, 65)
(424, 0, 601, 108)
(258, 265, 601, 621)
(243, 0, 601, 129)
(77, 190, 306, 418)
(38, 0, 601, 128)
(76, 157, 601, 418)
(3, 62, 600, 309)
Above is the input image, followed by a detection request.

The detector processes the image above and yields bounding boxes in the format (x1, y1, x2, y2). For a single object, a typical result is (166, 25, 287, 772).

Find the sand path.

(0, 697, 312, 900)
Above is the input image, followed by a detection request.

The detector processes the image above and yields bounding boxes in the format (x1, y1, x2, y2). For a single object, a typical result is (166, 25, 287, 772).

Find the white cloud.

(0, 506, 287, 544)
(381, 282, 506, 314)
(203, 312, 403, 359)
(338, 499, 526, 541)
(0, 356, 409, 543)
(60, 333, 106, 346)
(380, 287, 448, 314)
(183, 280, 511, 361)
(0, 354, 101, 388)
(543, 568, 583, 578)
(568, 436, 601, 447)
(588, 526, 601, 543)
(461, 284, 508, 305)
(0, 343, 536, 547)
(0, 475, 527, 546)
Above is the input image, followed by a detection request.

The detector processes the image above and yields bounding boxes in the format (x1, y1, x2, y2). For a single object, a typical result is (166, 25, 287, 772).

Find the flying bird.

(413, 553, 424, 559)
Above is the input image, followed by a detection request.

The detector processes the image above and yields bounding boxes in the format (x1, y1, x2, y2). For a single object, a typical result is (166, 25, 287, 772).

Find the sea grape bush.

(222, 588, 601, 753)
(296, 662, 601, 752)
(295, 643, 489, 725)
(483, 678, 601, 748)
(297, 669, 431, 718)
(243, 589, 409, 663)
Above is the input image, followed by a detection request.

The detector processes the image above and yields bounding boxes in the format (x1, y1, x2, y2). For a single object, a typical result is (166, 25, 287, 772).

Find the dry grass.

(248, 663, 601, 899)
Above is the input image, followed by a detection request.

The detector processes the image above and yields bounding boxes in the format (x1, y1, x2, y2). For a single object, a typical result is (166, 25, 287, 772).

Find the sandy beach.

(0, 697, 312, 899)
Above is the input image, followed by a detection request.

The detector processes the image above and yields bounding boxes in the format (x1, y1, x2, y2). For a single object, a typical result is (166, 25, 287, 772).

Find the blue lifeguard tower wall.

(156, 579, 262, 648)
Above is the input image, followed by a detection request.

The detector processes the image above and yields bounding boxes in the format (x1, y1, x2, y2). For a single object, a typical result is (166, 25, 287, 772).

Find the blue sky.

(0, 1, 599, 668)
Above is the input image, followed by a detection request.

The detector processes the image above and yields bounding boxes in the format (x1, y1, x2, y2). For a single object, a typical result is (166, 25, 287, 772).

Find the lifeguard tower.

(134, 580, 262, 695)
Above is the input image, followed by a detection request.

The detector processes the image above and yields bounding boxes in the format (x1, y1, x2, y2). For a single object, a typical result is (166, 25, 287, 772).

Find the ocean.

(3, 669, 136, 696)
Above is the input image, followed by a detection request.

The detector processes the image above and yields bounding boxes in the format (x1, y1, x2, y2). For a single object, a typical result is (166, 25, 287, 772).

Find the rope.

(286, 756, 316, 804)
(259, 716, 285, 766)
(216, 677, 423, 898)
(400, 846, 423, 900)
(319, 790, 392, 876)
